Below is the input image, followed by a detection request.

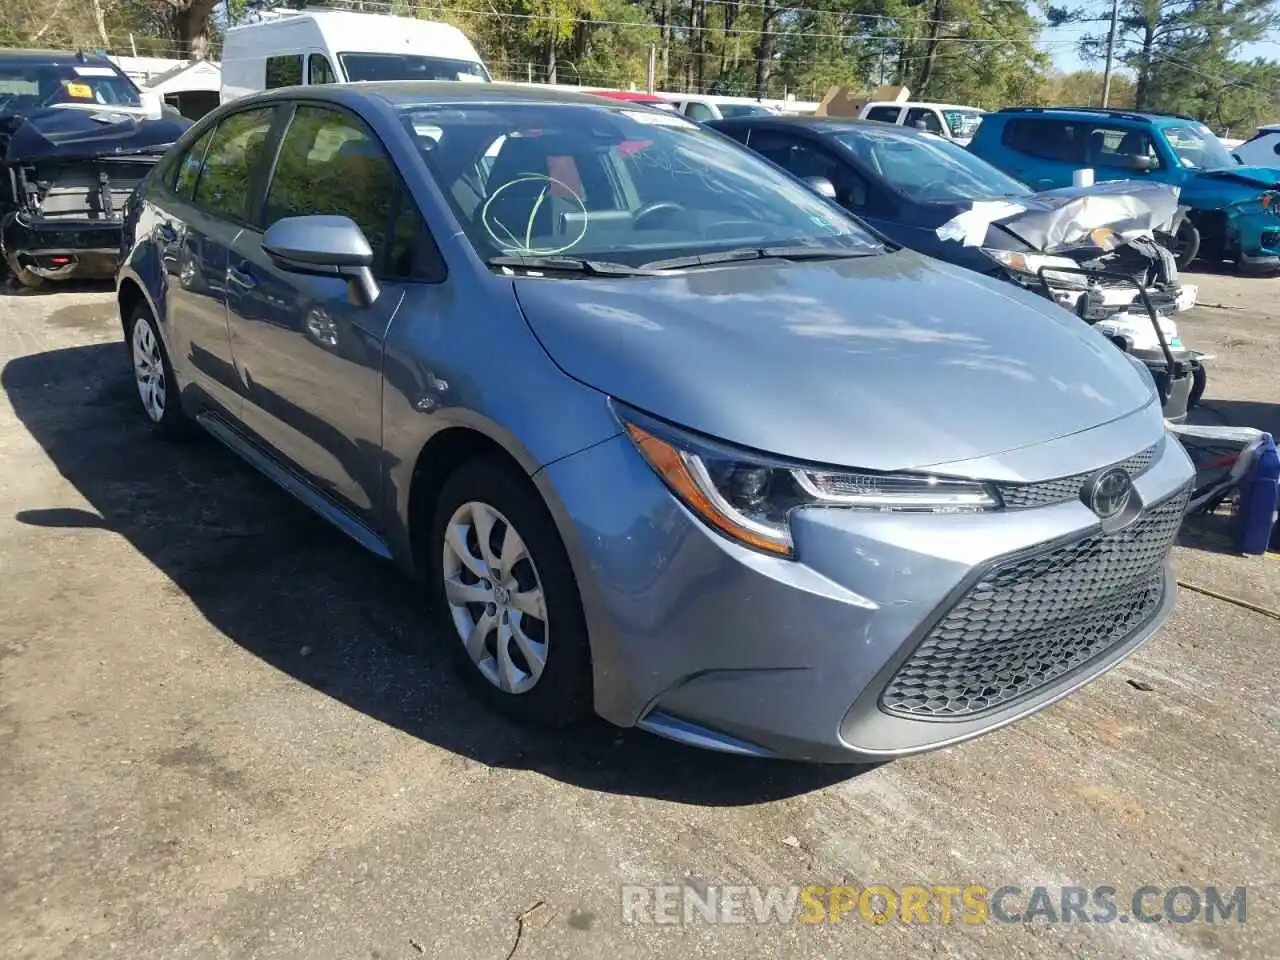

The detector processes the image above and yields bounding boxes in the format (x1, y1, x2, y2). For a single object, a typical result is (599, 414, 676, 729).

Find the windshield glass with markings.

(398, 101, 883, 265)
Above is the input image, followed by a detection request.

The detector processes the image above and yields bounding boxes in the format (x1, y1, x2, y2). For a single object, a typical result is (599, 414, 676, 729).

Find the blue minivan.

(969, 107, 1280, 271)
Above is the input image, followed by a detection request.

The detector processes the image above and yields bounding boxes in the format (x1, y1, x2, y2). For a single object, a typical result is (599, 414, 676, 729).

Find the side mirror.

(262, 214, 380, 307)
(139, 90, 164, 120)
(802, 176, 837, 199)
(1273, 141, 1280, 156)
(1118, 153, 1157, 172)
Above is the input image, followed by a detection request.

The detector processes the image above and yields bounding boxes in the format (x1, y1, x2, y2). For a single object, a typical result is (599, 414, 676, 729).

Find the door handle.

(226, 263, 257, 290)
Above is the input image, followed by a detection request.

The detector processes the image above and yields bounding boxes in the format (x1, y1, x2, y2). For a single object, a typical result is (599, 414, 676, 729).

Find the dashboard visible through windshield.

(401, 101, 884, 267)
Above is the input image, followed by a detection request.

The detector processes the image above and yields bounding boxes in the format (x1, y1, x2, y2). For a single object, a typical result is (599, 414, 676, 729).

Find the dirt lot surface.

(1, 268, 1277, 960)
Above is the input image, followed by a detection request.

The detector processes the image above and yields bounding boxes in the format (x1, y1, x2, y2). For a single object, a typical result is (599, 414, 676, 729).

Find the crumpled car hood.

(937, 180, 1182, 254)
(1180, 165, 1280, 210)
(0, 107, 190, 162)
(512, 250, 1156, 472)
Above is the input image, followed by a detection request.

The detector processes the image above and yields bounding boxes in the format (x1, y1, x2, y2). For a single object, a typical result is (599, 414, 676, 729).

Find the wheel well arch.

(117, 276, 147, 339)
(406, 426, 532, 573)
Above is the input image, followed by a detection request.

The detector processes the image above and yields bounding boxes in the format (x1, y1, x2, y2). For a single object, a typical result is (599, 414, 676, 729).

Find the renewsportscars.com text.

(621, 884, 1247, 925)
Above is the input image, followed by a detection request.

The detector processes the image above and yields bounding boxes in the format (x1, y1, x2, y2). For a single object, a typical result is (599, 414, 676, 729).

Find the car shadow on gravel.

(3, 343, 862, 805)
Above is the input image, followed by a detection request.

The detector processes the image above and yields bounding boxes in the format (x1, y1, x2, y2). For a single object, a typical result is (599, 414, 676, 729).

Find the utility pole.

(1101, 0, 1120, 107)
(646, 42, 656, 94)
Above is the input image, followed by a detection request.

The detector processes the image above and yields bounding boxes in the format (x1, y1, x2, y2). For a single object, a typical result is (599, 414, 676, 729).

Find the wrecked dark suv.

(0, 49, 189, 288)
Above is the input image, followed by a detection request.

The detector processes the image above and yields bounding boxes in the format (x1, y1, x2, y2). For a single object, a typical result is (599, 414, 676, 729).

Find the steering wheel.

(633, 201, 687, 229)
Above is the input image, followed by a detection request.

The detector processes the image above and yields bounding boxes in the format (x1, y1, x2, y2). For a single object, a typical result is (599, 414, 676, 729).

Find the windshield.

(942, 109, 984, 140)
(400, 102, 883, 265)
(0, 63, 141, 112)
(716, 103, 771, 118)
(834, 129, 1031, 203)
(339, 53, 490, 83)
(1164, 123, 1237, 170)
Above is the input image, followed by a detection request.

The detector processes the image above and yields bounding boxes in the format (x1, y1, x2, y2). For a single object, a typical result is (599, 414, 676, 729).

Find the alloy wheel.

(132, 318, 167, 423)
(441, 500, 549, 695)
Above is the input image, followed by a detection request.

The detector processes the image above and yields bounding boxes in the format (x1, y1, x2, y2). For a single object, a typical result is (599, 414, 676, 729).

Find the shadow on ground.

(2, 343, 861, 805)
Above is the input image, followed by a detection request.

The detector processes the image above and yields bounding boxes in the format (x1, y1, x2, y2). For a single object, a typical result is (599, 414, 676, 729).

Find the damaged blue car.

(968, 106, 1280, 273)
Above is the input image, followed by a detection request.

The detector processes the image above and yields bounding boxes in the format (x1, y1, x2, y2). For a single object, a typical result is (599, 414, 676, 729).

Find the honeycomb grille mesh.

(996, 443, 1159, 510)
(879, 488, 1188, 720)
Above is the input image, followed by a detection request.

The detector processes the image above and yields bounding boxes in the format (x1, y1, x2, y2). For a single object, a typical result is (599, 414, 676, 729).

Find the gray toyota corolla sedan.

(116, 83, 1194, 762)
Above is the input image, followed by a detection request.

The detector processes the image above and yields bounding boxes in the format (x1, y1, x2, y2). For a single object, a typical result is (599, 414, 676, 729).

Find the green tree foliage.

(4, 0, 1275, 124)
(1048, 0, 1279, 130)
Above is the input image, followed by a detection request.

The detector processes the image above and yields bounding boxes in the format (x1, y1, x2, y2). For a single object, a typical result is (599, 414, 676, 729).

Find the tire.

(9, 264, 44, 290)
(1170, 220, 1200, 270)
(124, 301, 194, 439)
(1188, 363, 1207, 410)
(428, 456, 593, 726)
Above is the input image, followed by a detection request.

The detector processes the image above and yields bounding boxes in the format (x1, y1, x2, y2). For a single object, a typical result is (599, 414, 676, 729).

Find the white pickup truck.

(858, 101, 986, 145)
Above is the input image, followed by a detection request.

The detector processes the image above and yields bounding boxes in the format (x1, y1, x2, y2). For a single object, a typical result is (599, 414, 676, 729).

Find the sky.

(1043, 23, 1280, 74)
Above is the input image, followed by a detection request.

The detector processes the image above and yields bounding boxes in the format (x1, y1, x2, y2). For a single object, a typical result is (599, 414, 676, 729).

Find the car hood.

(1189, 164, 1280, 189)
(512, 250, 1155, 472)
(0, 107, 190, 162)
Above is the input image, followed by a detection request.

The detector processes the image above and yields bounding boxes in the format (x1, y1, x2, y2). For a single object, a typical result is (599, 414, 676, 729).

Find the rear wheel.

(428, 457, 593, 726)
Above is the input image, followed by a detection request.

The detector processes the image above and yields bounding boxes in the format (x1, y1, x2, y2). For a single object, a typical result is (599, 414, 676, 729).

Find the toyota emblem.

(1085, 467, 1133, 519)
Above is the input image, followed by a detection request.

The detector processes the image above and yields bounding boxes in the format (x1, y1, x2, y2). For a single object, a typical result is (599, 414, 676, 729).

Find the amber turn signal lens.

(623, 422, 794, 557)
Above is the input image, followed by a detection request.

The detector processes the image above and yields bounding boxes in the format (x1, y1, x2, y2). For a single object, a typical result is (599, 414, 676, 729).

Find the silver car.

(116, 83, 1195, 762)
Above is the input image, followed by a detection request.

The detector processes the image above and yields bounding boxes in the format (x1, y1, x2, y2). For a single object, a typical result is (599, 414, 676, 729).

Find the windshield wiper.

(640, 245, 877, 271)
(486, 255, 656, 277)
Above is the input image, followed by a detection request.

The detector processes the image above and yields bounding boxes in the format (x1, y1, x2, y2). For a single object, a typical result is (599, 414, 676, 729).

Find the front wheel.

(126, 302, 193, 439)
(8, 264, 43, 289)
(1169, 220, 1200, 270)
(1188, 363, 1207, 410)
(428, 457, 593, 726)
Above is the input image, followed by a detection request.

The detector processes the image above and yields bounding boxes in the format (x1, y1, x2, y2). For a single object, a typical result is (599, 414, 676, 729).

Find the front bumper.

(537, 407, 1194, 763)
(1, 211, 122, 279)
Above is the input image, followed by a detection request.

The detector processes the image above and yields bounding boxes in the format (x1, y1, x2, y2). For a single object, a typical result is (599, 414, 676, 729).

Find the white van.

(220, 9, 490, 103)
(857, 101, 985, 144)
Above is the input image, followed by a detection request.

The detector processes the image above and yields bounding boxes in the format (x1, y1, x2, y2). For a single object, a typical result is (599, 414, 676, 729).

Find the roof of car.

(0, 48, 117, 67)
(238, 80, 649, 110)
(708, 114, 934, 138)
(990, 105, 1197, 125)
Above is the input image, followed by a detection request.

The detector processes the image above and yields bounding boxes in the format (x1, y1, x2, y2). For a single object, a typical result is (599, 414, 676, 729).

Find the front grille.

(996, 442, 1158, 510)
(879, 487, 1189, 720)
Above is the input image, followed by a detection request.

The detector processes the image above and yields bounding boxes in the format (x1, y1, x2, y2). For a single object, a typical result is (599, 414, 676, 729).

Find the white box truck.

(220, 9, 490, 103)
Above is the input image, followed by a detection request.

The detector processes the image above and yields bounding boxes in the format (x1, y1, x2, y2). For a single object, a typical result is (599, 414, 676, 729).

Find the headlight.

(619, 413, 999, 558)
(982, 248, 1086, 288)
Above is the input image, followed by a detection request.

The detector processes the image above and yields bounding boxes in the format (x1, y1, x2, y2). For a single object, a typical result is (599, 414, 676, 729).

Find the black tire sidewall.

(126, 302, 192, 439)
(1188, 364, 1207, 409)
(1173, 221, 1200, 270)
(427, 457, 593, 726)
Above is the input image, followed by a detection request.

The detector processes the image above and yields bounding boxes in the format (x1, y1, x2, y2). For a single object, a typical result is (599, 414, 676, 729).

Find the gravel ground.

(1, 268, 1277, 960)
